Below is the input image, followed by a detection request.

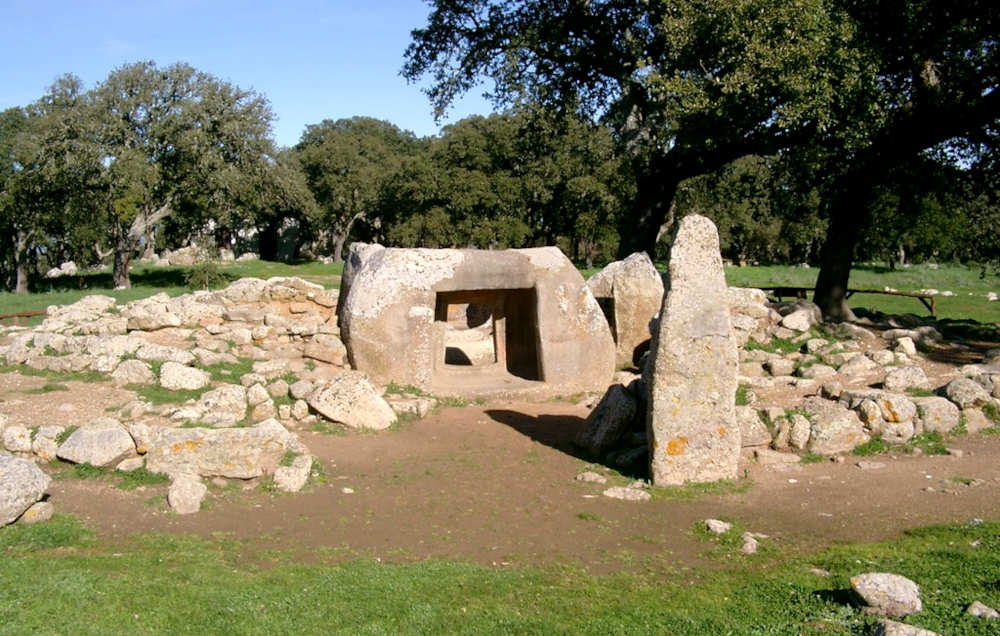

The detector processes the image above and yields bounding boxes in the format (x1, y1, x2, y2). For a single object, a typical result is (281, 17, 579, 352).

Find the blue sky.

(0, 0, 494, 147)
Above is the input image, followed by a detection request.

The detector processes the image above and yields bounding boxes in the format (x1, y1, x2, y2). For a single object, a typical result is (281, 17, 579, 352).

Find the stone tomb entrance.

(339, 245, 614, 399)
(434, 289, 542, 384)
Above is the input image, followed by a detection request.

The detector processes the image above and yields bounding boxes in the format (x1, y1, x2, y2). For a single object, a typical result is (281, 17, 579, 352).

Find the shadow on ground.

(485, 408, 649, 480)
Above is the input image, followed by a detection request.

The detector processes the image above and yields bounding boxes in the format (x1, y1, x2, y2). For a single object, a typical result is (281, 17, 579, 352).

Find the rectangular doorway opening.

(434, 288, 541, 382)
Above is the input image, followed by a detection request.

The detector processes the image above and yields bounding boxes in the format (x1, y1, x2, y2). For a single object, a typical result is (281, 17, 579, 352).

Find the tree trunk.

(618, 168, 681, 258)
(813, 179, 871, 321)
(258, 218, 281, 261)
(332, 211, 364, 263)
(13, 230, 30, 294)
(112, 237, 133, 289)
(332, 232, 348, 264)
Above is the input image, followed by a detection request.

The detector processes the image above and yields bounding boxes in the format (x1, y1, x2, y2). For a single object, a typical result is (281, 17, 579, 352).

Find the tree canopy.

(405, 0, 1000, 318)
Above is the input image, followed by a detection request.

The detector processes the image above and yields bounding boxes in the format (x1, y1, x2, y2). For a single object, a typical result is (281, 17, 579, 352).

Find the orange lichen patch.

(171, 440, 203, 453)
(718, 427, 727, 436)
(667, 437, 688, 456)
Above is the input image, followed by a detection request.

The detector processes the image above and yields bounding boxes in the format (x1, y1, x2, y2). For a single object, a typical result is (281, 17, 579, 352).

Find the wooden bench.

(0, 310, 46, 326)
(761, 287, 937, 315)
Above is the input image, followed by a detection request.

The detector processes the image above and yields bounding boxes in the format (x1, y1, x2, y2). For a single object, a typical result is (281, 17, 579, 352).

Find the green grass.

(203, 358, 256, 383)
(852, 437, 891, 456)
(52, 462, 169, 490)
(906, 387, 937, 398)
(0, 260, 343, 327)
(55, 426, 77, 445)
(735, 384, 752, 406)
(983, 402, 1000, 425)
(126, 383, 210, 405)
(744, 336, 802, 355)
(725, 262, 1000, 325)
(800, 452, 826, 464)
(907, 432, 950, 456)
(116, 467, 172, 491)
(2, 516, 998, 634)
(651, 478, 752, 501)
(0, 364, 106, 385)
(23, 382, 69, 394)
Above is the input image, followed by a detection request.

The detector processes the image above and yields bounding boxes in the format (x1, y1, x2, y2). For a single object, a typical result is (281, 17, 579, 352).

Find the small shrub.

(735, 384, 752, 406)
(26, 382, 70, 394)
(576, 512, 601, 522)
(953, 414, 968, 436)
(127, 383, 208, 405)
(909, 432, 950, 455)
(55, 426, 78, 445)
(116, 467, 170, 491)
(385, 383, 431, 398)
(853, 437, 890, 456)
(279, 451, 297, 467)
(184, 262, 228, 291)
(983, 402, 1000, 425)
(309, 458, 328, 485)
(906, 387, 936, 398)
(745, 337, 801, 355)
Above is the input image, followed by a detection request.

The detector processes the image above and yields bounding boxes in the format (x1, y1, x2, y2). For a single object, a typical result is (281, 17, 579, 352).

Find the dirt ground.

(5, 373, 999, 572)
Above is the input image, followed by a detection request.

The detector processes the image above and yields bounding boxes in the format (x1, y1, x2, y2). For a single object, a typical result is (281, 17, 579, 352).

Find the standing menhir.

(647, 215, 740, 485)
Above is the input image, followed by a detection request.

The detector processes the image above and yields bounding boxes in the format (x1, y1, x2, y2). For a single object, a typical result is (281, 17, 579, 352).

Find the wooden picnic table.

(0, 310, 46, 326)
(761, 287, 937, 315)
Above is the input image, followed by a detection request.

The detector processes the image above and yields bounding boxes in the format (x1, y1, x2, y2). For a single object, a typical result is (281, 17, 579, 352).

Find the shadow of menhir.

(484, 409, 589, 459)
(485, 407, 650, 480)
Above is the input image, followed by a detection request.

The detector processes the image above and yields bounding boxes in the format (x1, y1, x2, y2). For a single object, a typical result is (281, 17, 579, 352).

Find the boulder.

(0, 454, 51, 525)
(273, 454, 313, 492)
(796, 364, 837, 379)
(136, 342, 196, 365)
(602, 486, 651, 501)
(165, 245, 204, 266)
(289, 380, 316, 400)
(802, 397, 869, 455)
(946, 378, 991, 409)
(647, 215, 739, 485)
(587, 252, 664, 368)
(576, 384, 638, 455)
(111, 359, 156, 385)
(159, 361, 211, 391)
(303, 333, 347, 365)
(307, 371, 397, 431)
(736, 407, 771, 447)
(912, 397, 960, 434)
(883, 366, 930, 393)
(873, 620, 940, 636)
(779, 301, 821, 332)
(788, 413, 811, 450)
(195, 384, 248, 426)
(56, 418, 136, 466)
(3, 425, 32, 453)
(966, 601, 999, 620)
(765, 358, 796, 377)
(18, 501, 54, 524)
(145, 419, 304, 479)
(851, 572, 922, 618)
(836, 354, 878, 376)
(167, 474, 207, 514)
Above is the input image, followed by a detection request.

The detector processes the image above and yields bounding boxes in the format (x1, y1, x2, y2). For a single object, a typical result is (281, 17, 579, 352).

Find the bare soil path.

(9, 374, 996, 572)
